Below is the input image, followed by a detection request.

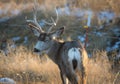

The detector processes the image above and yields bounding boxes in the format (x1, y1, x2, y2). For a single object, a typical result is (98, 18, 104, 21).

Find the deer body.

(34, 36, 85, 84)
(47, 40, 82, 67)
(26, 1, 87, 83)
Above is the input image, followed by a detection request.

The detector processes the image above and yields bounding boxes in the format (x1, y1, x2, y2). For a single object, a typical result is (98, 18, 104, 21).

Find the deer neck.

(46, 40, 64, 63)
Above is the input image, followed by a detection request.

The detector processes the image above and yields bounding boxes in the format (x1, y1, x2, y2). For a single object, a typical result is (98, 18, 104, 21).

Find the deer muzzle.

(34, 48, 40, 52)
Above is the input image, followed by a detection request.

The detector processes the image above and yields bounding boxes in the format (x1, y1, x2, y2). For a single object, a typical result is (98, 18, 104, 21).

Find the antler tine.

(46, 8, 59, 33)
(26, 0, 44, 33)
(33, 7, 44, 32)
(55, 7, 59, 25)
(44, 17, 54, 25)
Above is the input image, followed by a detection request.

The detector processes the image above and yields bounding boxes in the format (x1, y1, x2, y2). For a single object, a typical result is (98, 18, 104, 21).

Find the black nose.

(34, 48, 40, 52)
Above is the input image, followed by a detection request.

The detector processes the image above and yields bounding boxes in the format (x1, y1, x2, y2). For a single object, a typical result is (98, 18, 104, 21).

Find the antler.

(26, 0, 44, 33)
(44, 8, 59, 33)
(26, 0, 59, 33)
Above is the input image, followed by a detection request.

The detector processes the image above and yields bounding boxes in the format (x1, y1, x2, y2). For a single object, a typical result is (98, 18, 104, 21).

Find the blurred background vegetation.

(0, 0, 120, 13)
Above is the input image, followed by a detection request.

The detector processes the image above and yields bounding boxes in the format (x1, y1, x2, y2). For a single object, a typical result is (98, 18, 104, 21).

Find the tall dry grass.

(0, 0, 120, 13)
(86, 50, 114, 84)
(0, 46, 61, 84)
(0, 45, 119, 84)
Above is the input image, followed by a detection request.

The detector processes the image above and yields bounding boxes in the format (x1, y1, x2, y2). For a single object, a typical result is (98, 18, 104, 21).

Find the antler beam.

(26, 0, 44, 33)
(43, 8, 59, 33)
(26, 0, 59, 33)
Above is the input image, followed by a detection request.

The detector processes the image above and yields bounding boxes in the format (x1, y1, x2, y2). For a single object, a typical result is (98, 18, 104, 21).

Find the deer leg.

(60, 70, 66, 84)
(66, 72, 78, 84)
(59, 65, 67, 84)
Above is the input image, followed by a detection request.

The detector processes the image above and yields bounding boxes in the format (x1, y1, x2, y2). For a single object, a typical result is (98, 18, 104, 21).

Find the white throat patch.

(35, 41, 43, 50)
(68, 47, 81, 62)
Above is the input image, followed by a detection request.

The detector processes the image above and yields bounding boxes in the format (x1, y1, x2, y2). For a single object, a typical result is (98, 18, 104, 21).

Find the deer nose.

(34, 48, 40, 52)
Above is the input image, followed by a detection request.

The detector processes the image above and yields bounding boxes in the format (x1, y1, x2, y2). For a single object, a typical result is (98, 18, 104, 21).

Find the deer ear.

(55, 26, 64, 36)
(51, 26, 65, 39)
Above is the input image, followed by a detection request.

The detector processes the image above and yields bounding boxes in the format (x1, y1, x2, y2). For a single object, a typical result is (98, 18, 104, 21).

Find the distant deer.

(26, 0, 88, 84)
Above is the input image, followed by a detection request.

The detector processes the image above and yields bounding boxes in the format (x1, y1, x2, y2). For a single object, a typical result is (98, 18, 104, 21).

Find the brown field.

(0, 46, 61, 84)
(0, 46, 120, 84)
(0, 0, 120, 84)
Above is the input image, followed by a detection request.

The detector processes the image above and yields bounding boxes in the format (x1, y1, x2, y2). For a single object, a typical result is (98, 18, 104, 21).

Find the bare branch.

(113, 71, 120, 84)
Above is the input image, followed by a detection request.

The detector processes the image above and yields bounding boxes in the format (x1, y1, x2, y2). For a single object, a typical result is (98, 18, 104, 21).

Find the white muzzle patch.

(68, 47, 81, 62)
(34, 41, 44, 51)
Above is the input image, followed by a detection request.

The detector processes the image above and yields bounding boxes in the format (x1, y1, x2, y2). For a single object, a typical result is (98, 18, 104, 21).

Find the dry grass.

(0, 1, 34, 18)
(86, 50, 114, 84)
(0, 0, 120, 14)
(0, 46, 61, 84)
(0, 46, 119, 84)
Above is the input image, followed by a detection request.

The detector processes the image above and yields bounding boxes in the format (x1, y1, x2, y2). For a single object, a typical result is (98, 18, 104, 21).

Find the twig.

(113, 70, 120, 84)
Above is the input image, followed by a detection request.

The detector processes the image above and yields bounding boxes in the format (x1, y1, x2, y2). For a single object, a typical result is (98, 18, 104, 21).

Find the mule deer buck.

(26, 0, 88, 84)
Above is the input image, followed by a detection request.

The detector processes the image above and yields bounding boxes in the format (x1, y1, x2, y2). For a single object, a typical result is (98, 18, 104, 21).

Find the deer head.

(33, 27, 64, 54)
(26, 0, 64, 54)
